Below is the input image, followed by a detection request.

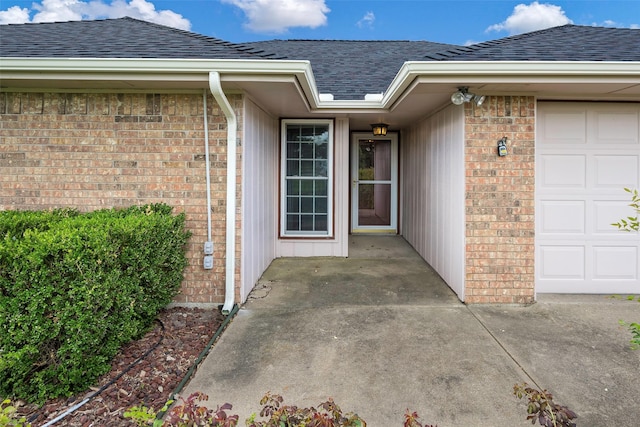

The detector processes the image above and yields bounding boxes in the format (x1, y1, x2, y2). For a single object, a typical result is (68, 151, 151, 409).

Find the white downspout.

(209, 71, 237, 315)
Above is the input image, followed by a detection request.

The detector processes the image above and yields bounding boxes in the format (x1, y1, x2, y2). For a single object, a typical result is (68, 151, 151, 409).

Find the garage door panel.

(593, 200, 637, 234)
(539, 200, 585, 234)
(537, 102, 640, 294)
(538, 279, 640, 294)
(539, 154, 586, 188)
(539, 245, 584, 279)
(538, 244, 640, 293)
(593, 246, 638, 280)
(538, 108, 586, 144)
(593, 155, 638, 188)
(589, 109, 640, 145)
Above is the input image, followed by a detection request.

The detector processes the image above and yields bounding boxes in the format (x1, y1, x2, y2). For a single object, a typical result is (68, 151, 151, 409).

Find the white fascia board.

(383, 61, 640, 107)
(0, 57, 313, 74)
(399, 61, 640, 76)
(0, 57, 321, 104)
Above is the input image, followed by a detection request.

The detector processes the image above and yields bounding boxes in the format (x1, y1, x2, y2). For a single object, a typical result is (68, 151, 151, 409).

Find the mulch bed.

(16, 307, 225, 427)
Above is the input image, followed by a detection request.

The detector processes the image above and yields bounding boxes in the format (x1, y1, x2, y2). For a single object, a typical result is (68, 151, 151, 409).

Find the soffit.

(233, 80, 640, 132)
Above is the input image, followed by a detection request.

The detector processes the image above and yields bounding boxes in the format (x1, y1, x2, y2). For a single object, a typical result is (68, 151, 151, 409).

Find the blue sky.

(0, 1, 638, 45)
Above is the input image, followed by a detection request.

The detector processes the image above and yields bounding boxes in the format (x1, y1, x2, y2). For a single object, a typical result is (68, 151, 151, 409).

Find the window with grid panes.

(281, 120, 333, 237)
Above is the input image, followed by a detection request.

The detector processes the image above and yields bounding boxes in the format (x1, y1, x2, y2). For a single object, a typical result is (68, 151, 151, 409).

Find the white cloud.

(0, 0, 190, 30)
(32, 0, 83, 22)
(593, 19, 639, 29)
(0, 6, 31, 24)
(486, 1, 572, 35)
(356, 11, 375, 29)
(222, 0, 329, 33)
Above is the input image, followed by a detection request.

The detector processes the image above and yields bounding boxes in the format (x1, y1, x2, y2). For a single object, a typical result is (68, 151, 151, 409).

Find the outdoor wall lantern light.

(498, 136, 508, 156)
(371, 123, 389, 136)
(451, 87, 486, 106)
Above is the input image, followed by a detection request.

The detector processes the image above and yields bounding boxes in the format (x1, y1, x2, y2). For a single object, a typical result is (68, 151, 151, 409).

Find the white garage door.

(536, 102, 640, 294)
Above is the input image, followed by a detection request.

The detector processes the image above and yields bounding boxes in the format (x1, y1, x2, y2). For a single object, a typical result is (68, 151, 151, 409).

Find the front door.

(351, 132, 398, 233)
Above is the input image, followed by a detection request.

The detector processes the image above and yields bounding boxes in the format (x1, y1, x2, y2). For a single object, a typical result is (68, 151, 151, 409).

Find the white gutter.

(208, 71, 236, 315)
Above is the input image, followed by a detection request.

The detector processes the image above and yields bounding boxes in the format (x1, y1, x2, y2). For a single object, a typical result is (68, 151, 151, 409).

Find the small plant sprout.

(246, 392, 366, 427)
(513, 383, 577, 427)
(403, 409, 437, 427)
(619, 320, 640, 350)
(125, 393, 237, 427)
(0, 399, 30, 427)
(164, 392, 238, 427)
(123, 403, 163, 427)
(611, 189, 640, 350)
(611, 187, 640, 231)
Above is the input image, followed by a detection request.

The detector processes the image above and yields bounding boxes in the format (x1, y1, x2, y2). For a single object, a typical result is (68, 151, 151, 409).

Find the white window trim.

(280, 119, 334, 238)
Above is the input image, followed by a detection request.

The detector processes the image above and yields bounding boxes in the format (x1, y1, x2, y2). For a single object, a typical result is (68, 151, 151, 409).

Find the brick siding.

(0, 91, 243, 305)
(464, 96, 535, 304)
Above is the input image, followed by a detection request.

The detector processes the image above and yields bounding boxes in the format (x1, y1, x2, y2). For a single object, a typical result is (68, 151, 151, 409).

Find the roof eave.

(2, 58, 639, 113)
(383, 60, 640, 107)
(0, 57, 322, 106)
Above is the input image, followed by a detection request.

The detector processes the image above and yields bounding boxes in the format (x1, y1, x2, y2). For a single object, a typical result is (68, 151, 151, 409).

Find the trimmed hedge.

(0, 204, 191, 403)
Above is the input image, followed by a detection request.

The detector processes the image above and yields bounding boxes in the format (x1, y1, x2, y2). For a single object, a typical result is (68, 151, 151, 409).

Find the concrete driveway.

(184, 236, 640, 426)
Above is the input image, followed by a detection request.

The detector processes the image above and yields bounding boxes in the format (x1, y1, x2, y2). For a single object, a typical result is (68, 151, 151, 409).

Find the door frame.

(350, 132, 399, 233)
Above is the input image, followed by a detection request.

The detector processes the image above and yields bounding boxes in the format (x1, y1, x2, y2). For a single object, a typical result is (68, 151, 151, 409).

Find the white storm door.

(351, 132, 398, 233)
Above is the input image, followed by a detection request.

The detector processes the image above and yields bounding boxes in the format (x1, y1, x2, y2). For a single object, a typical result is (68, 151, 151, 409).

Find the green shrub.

(0, 204, 191, 403)
(0, 207, 79, 238)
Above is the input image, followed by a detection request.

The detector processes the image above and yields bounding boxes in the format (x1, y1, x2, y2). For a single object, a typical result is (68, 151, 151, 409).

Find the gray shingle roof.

(2, 19, 638, 100)
(425, 25, 640, 61)
(0, 17, 278, 59)
(244, 39, 458, 100)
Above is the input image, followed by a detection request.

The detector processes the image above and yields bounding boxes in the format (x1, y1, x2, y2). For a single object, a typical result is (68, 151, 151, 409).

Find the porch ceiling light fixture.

(451, 87, 486, 106)
(371, 123, 389, 136)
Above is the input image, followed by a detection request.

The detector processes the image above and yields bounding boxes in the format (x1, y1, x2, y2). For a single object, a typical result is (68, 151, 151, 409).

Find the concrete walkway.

(184, 235, 640, 426)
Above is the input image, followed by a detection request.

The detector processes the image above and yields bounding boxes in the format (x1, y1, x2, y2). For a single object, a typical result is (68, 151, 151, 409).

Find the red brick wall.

(464, 96, 535, 304)
(0, 91, 243, 305)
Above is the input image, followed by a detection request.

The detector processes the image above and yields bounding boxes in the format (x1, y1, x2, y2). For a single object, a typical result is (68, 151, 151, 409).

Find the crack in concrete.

(465, 306, 542, 390)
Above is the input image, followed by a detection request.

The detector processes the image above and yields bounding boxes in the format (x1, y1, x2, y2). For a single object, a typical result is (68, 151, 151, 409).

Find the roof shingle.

(425, 25, 640, 61)
(0, 17, 279, 59)
(2, 19, 638, 100)
(245, 39, 458, 99)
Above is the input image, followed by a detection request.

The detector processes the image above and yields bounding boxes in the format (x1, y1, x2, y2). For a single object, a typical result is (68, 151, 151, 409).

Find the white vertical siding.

(241, 98, 278, 302)
(277, 118, 349, 257)
(401, 106, 466, 300)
